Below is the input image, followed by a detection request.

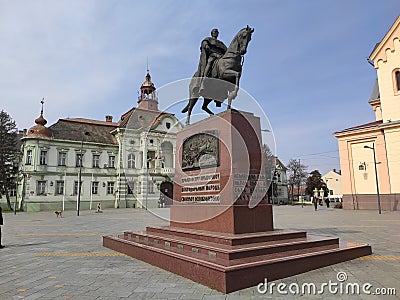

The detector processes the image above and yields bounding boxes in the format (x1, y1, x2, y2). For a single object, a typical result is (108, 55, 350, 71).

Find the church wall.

(336, 128, 391, 210)
(384, 127, 400, 193)
(375, 42, 400, 123)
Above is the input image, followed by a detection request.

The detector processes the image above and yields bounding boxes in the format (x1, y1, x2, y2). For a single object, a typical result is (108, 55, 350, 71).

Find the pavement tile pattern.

(0, 205, 399, 299)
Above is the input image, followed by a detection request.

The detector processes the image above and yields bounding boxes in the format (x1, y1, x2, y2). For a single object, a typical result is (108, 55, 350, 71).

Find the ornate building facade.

(334, 16, 400, 211)
(17, 73, 183, 211)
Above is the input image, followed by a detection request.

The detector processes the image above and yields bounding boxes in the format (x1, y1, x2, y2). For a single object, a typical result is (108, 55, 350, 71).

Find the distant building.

(321, 169, 342, 202)
(17, 72, 183, 212)
(334, 16, 400, 211)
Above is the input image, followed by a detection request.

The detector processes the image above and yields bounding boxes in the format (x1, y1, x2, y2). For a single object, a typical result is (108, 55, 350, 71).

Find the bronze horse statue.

(182, 26, 254, 125)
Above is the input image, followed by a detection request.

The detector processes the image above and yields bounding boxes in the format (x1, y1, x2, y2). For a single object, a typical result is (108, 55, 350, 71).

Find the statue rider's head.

(211, 28, 219, 38)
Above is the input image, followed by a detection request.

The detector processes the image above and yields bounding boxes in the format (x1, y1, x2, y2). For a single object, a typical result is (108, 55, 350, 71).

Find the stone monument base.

(103, 110, 371, 293)
(103, 226, 371, 293)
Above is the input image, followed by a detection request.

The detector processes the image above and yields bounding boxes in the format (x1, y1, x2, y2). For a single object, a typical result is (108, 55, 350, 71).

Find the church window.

(396, 70, 400, 91)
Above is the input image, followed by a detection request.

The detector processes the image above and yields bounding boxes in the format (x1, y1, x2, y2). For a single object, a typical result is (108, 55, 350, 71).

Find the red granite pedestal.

(103, 110, 372, 293)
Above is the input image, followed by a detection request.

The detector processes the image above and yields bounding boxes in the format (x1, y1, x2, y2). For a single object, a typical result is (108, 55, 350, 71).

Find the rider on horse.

(182, 26, 254, 124)
(197, 29, 227, 93)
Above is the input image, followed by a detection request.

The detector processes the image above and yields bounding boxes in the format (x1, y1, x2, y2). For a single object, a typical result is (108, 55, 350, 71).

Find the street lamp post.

(14, 178, 18, 215)
(77, 132, 90, 216)
(144, 158, 153, 210)
(364, 144, 381, 214)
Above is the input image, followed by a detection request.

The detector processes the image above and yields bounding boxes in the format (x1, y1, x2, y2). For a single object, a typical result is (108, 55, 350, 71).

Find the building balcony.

(161, 168, 174, 175)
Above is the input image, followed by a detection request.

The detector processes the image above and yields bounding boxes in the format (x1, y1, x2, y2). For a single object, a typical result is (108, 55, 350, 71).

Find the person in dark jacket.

(313, 197, 318, 211)
(0, 207, 4, 248)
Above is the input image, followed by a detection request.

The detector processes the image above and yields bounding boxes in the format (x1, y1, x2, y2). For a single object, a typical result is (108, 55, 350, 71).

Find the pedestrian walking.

(0, 207, 4, 248)
(325, 198, 330, 208)
(313, 197, 318, 211)
(96, 202, 102, 213)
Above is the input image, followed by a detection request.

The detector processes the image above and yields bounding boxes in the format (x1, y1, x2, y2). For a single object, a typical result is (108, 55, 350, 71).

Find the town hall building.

(17, 72, 183, 212)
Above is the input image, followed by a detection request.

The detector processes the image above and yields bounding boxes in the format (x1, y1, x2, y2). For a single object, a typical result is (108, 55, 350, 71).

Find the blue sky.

(1, 0, 399, 174)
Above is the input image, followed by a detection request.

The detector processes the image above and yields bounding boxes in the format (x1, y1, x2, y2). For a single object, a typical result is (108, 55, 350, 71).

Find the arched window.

(396, 70, 400, 92)
(127, 154, 135, 168)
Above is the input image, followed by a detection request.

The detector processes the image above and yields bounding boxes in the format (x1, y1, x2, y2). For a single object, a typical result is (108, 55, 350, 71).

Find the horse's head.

(237, 25, 254, 55)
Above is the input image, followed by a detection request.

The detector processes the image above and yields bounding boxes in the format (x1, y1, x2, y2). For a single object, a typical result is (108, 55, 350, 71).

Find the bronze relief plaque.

(182, 130, 219, 171)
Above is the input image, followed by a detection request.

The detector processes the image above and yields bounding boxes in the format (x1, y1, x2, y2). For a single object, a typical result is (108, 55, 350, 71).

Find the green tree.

(305, 170, 328, 197)
(287, 159, 308, 202)
(0, 110, 20, 210)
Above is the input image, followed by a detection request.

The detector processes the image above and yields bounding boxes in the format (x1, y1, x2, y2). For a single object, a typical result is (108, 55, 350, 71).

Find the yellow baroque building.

(334, 16, 400, 211)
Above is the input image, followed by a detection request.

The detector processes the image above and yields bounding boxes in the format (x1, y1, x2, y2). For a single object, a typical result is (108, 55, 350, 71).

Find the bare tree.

(286, 158, 308, 202)
(0, 110, 20, 210)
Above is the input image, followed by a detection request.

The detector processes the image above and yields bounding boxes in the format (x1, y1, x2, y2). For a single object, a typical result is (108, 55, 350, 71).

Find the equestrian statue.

(181, 26, 254, 125)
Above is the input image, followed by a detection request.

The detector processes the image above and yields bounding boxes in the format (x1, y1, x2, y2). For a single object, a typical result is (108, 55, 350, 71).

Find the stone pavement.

(0, 205, 399, 299)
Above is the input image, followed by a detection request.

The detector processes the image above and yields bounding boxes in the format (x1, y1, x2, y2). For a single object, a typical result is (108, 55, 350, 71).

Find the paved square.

(0, 206, 399, 299)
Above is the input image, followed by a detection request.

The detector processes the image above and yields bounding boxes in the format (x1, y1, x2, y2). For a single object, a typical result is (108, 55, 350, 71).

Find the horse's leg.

(224, 69, 242, 109)
(185, 98, 198, 125)
(202, 98, 214, 116)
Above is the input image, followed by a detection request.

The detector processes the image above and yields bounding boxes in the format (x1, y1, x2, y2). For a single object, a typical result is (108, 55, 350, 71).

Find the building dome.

(34, 114, 47, 126)
(141, 73, 156, 90)
(27, 101, 52, 138)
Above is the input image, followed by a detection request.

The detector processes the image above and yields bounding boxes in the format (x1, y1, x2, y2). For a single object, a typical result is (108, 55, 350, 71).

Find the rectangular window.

(58, 152, 67, 166)
(76, 153, 83, 167)
(330, 190, 333, 195)
(37, 181, 46, 195)
(74, 181, 82, 195)
(91, 181, 99, 195)
(107, 182, 114, 195)
(127, 154, 135, 169)
(127, 181, 134, 194)
(138, 182, 141, 194)
(39, 150, 47, 165)
(93, 154, 100, 168)
(56, 180, 64, 195)
(148, 180, 154, 194)
(26, 150, 32, 165)
(108, 156, 115, 168)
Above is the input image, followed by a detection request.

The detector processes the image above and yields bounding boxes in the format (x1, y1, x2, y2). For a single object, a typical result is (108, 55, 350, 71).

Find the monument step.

(121, 230, 339, 261)
(146, 226, 307, 246)
(103, 234, 371, 293)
